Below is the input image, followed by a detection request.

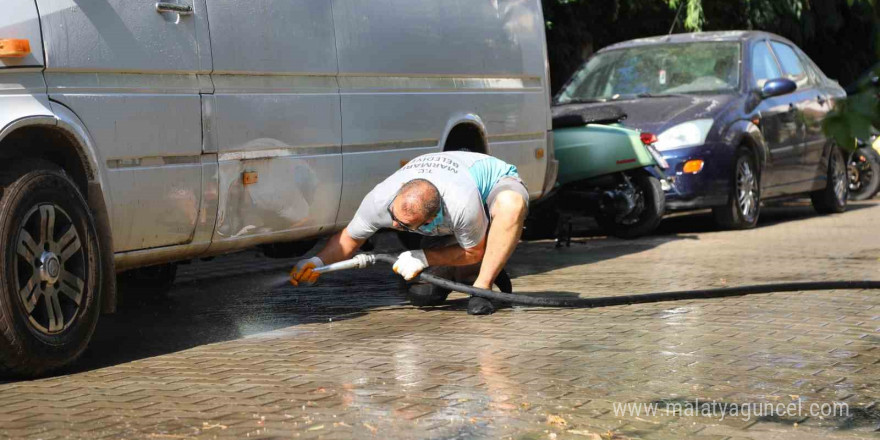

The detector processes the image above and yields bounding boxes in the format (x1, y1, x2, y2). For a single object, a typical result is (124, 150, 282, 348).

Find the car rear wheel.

(811, 146, 848, 214)
(847, 147, 880, 201)
(0, 165, 101, 377)
(714, 148, 761, 230)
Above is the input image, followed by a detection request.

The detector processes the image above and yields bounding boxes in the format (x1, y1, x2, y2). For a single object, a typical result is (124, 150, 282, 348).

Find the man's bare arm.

(315, 228, 367, 265)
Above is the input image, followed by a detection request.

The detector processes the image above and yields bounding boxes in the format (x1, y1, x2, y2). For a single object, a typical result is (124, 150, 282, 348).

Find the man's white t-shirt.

(346, 151, 519, 249)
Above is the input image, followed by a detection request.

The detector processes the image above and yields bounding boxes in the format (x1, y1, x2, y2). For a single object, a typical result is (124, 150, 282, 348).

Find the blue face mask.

(418, 208, 444, 234)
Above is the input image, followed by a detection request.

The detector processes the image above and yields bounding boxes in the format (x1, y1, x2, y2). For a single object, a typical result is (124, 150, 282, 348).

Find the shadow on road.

(509, 233, 696, 279)
(655, 199, 877, 235)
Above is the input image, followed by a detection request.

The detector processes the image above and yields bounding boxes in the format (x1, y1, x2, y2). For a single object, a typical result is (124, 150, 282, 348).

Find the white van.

(0, 0, 556, 375)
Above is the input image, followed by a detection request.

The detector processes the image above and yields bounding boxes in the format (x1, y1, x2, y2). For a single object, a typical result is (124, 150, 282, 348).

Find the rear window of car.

(556, 41, 742, 103)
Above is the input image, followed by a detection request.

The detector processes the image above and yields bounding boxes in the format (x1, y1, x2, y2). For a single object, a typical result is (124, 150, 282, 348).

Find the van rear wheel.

(0, 166, 101, 377)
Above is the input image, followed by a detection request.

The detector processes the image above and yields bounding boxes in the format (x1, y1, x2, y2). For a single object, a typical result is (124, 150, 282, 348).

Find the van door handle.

(156, 2, 193, 15)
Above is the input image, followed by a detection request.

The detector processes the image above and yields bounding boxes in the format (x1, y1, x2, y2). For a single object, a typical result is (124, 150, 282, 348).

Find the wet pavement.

(1, 200, 879, 439)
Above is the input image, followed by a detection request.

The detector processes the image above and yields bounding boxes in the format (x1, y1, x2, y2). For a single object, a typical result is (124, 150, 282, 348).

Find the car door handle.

(155, 2, 193, 15)
(817, 95, 827, 106)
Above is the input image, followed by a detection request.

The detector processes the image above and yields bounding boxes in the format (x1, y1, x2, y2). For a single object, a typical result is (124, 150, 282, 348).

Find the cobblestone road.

(1, 201, 878, 439)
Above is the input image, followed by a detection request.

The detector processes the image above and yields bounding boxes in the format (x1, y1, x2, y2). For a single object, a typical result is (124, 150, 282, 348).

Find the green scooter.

(526, 105, 670, 241)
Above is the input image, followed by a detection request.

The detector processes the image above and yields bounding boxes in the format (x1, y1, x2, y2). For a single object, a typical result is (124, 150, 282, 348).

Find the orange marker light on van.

(683, 159, 705, 174)
(242, 171, 258, 185)
(535, 148, 545, 159)
(0, 39, 31, 58)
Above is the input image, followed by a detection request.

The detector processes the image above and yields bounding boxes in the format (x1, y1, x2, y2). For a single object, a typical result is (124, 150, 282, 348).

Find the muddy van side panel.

(203, 1, 343, 252)
(36, 0, 210, 252)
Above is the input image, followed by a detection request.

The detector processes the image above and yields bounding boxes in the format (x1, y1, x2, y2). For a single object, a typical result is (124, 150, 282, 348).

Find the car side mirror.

(761, 78, 797, 99)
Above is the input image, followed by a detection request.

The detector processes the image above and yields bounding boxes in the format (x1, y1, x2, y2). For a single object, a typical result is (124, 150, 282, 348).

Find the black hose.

(370, 254, 880, 308)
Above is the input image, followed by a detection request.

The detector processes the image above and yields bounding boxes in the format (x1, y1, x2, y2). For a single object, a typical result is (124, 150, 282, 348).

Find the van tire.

(522, 208, 560, 240)
(0, 165, 101, 378)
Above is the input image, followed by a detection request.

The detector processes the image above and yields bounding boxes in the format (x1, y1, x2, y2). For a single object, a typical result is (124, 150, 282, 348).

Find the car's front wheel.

(811, 146, 848, 214)
(0, 165, 102, 377)
(714, 148, 761, 230)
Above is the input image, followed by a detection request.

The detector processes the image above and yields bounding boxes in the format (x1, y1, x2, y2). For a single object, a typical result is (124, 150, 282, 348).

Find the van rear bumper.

(538, 131, 558, 200)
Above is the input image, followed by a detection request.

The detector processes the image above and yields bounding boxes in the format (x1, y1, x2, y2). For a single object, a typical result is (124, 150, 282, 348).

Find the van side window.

(770, 41, 808, 88)
(751, 41, 781, 87)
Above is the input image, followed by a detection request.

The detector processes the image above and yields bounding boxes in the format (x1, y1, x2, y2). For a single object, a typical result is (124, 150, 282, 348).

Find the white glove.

(392, 250, 429, 281)
(290, 256, 324, 286)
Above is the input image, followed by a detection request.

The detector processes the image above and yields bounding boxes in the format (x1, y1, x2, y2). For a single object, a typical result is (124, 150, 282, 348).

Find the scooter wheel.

(595, 173, 664, 239)
(848, 147, 880, 201)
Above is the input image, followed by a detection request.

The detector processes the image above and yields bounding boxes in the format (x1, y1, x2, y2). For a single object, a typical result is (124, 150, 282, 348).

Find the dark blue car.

(555, 31, 849, 229)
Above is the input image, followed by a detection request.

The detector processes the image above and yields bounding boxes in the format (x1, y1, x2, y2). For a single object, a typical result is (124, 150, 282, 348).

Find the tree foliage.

(543, 0, 879, 94)
(669, 0, 705, 31)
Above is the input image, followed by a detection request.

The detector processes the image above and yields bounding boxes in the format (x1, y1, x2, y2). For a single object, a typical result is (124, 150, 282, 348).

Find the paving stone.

(1, 202, 880, 439)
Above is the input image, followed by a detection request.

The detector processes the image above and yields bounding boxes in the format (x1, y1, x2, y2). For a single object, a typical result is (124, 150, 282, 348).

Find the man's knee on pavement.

(490, 190, 527, 223)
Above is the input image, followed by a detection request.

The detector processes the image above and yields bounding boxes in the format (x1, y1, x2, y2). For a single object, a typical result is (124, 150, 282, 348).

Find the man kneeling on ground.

(290, 151, 529, 315)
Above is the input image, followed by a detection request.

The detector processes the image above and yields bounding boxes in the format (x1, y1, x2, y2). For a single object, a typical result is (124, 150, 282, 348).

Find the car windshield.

(556, 42, 742, 104)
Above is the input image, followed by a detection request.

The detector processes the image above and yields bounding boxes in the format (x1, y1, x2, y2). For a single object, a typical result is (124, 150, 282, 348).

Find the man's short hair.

(397, 179, 441, 220)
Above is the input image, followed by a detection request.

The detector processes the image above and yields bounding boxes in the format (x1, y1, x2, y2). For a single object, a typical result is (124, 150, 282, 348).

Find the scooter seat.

(551, 104, 627, 129)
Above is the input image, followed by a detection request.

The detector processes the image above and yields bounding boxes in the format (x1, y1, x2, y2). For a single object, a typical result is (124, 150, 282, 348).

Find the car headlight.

(654, 119, 714, 152)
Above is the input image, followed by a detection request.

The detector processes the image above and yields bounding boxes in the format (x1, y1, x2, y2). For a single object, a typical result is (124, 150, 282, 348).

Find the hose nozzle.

(313, 254, 377, 274)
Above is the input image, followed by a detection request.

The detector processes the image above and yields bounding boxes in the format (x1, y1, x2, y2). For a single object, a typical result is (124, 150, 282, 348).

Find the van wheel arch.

(0, 125, 93, 195)
(442, 122, 488, 153)
(0, 124, 116, 315)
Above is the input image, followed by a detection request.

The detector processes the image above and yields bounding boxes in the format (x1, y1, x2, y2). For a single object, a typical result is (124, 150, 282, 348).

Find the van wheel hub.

(39, 252, 62, 284)
(15, 204, 85, 335)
